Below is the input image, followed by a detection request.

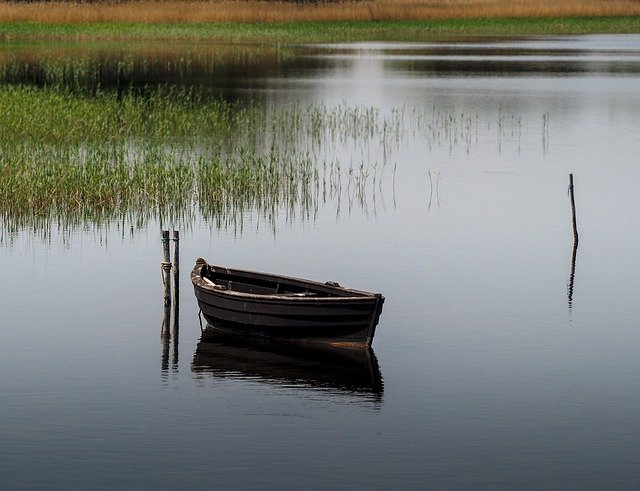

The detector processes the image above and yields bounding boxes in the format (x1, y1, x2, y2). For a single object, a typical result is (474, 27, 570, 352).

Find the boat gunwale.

(191, 258, 383, 303)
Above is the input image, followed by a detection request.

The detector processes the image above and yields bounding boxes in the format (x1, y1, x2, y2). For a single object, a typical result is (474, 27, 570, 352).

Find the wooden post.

(172, 230, 179, 288)
(162, 230, 171, 264)
(569, 174, 578, 243)
(161, 230, 172, 308)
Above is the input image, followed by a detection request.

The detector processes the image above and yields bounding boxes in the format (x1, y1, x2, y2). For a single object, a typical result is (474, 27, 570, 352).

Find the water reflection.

(4, 37, 640, 98)
(567, 174, 579, 310)
(0, 41, 292, 101)
(161, 248, 179, 376)
(192, 327, 383, 404)
(427, 170, 441, 211)
(310, 37, 640, 77)
(567, 239, 578, 309)
(160, 308, 179, 375)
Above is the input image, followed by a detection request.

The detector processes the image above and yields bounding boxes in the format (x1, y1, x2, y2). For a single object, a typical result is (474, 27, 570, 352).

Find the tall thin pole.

(161, 230, 172, 308)
(172, 230, 179, 289)
(162, 230, 171, 264)
(569, 174, 578, 243)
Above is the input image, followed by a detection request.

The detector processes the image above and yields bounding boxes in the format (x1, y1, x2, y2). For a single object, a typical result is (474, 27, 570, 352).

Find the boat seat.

(279, 291, 318, 297)
(203, 277, 228, 290)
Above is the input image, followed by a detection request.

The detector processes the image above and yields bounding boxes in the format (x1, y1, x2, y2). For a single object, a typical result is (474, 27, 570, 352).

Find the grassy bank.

(1, 17, 640, 42)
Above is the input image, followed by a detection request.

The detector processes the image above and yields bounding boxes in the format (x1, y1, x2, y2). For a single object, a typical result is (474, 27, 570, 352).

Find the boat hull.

(191, 259, 384, 348)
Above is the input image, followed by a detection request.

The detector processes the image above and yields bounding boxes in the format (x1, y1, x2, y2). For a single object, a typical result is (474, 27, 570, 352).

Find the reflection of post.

(567, 238, 578, 309)
(161, 230, 180, 373)
(567, 175, 578, 309)
(172, 307, 179, 369)
(161, 303, 171, 373)
(172, 231, 180, 369)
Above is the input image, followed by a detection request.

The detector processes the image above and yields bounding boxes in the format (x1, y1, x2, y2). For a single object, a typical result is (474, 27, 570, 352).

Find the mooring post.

(162, 230, 171, 264)
(161, 230, 172, 308)
(569, 174, 578, 243)
(172, 230, 179, 285)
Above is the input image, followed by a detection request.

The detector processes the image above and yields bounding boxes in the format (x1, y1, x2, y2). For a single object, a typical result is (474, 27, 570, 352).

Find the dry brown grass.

(1, 0, 640, 24)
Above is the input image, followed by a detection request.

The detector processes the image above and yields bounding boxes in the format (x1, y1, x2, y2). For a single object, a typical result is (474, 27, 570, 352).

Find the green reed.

(0, 85, 250, 143)
(0, 56, 540, 242)
(0, 83, 394, 240)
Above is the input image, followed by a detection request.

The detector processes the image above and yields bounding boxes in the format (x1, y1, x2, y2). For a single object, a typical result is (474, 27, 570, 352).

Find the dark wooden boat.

(191, 258, 384, 348)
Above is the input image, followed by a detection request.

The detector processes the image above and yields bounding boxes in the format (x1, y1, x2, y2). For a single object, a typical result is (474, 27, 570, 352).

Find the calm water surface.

(2, 35, 640, 488)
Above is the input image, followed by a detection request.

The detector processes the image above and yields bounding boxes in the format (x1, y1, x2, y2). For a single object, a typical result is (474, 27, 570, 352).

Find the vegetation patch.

(0, 80, 397, 239)
(2, 0, 640, 25)
(1, 17, 640, 42)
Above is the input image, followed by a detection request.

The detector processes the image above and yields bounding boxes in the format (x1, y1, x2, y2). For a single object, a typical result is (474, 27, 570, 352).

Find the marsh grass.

(2, 1, 640, 24)
(0, 53, 537, 241)
(0, 81, 398, 241)
(2, 7, 640, 42)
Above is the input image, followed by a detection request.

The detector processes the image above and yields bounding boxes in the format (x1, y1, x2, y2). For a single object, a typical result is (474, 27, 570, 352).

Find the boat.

(193, 327, 383, 402)
(191, 258, 384, 348)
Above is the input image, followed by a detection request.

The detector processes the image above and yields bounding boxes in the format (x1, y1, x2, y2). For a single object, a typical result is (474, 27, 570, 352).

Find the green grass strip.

(1, 17, 640, 42)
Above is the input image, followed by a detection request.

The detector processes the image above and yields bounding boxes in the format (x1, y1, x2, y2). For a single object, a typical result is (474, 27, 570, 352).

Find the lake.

(2, 34, 640, 488)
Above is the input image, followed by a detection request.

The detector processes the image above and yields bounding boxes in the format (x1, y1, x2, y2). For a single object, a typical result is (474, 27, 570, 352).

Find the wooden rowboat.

(191, 258, 384, 348)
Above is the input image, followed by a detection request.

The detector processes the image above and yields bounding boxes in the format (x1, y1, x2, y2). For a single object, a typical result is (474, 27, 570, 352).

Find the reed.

(0, 82, 395, 240)
(1, 1, 640, 24)
(0, 53, 541, 240)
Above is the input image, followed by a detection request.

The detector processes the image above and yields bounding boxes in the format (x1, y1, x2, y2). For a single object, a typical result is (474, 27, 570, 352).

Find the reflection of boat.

(191, 258, 384, 348)
(192, 327, 383, 401)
